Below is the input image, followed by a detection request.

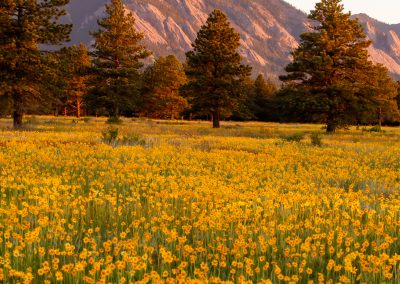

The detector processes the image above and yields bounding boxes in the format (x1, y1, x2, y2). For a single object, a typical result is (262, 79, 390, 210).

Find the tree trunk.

(378, 107, 382, 129)
(13, 111, 23, 128)
(64, 107, 67, 117)
(13, 94, 23, 128)
(212, 110, 220, 128)
(77, 99, 82, 118)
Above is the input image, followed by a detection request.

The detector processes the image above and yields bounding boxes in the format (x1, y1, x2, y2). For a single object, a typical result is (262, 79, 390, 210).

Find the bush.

(121, 133, 146, 146)
(280, 133, 305, 143)
(106, 116, 123, 124)
(366, 125, 385, 133)
(101, 128, 149, 147)
(102, 127, 119, 144)
(310, 132, 323, 147)
(82, 117, 91, 123)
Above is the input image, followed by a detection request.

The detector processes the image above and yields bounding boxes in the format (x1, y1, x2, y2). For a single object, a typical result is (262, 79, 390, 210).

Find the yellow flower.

(56, 271, 63, 281)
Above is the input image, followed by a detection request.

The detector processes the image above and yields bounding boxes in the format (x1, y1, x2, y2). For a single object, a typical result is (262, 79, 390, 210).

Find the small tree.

(90, 0, 151, 117)
(183, 9, 252, 128)
(279, 0, 386, 133)
(369, 65, 399, 126)
(0, 0, 72, 127)
(58, 44, 91, 118)
(251, 74, 278, 121)
(141, 55, 188, 119)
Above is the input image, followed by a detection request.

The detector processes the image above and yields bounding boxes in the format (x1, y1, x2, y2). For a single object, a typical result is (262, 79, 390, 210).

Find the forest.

(1, 0, 400, 132)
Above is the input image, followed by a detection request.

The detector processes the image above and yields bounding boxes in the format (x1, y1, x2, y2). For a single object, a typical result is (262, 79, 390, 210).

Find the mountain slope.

(354, 14, 400, 77)
(66, 0, 400, 80)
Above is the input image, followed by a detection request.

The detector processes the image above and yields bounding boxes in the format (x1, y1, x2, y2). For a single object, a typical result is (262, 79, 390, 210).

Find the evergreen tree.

(141, 55, 188, 119)
(279, 0, 391, 132)
(231, 75, 278, 122)
(230, 77, 256, 121)
(368, 65, 399, 126)
(251, 74, 278, 121)
(90, 0, 151, 117)
(0, 0, 72, 127)
(58, 44, 91, 118)
(183, 9, 252, 128)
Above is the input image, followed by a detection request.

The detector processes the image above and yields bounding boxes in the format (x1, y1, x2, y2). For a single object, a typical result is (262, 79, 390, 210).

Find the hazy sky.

(285, 0, 400, 24)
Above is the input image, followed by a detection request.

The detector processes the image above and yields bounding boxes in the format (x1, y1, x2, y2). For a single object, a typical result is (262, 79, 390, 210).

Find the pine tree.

(183, 9, 252, 128)
(252, 74, 278, 121)
(90, 0, 151, 118)
(58, 44, 91, 118)
(279, 0, 389, 132)
(367, 65, 399, 126)
(141, 55, 188, 119)
(232, 75, 278, 121)
(0, 0, 72, 127)
(230, 77, 256, 121)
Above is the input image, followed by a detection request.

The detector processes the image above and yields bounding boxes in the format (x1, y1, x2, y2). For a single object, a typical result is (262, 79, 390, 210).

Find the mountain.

(65, 0, 400, 81)
(355, 14, 400, 78)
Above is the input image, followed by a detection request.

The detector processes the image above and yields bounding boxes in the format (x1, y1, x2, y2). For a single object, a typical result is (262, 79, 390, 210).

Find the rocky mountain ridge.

(65, 0, 400, 80)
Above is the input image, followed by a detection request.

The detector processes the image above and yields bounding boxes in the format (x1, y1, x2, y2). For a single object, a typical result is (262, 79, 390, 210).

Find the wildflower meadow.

(0, 117, 399, 284)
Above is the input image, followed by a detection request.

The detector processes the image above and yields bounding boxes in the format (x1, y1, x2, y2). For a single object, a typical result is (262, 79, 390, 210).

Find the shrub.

(82, 117, 91, 123)
(367, 125, 385, 133)
(280, 133, 305, 143)
(101, 128, 149, 147)
(121, 133, 146, 146)
(102, 127, 119, 144)
(310, 132, 323, 147)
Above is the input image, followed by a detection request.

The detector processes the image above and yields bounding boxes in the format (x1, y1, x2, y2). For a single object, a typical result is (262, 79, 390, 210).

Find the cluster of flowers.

(0, 120, 399, 283)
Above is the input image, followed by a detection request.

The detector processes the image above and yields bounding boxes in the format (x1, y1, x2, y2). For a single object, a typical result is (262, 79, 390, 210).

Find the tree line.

(1, 0, 399, 132)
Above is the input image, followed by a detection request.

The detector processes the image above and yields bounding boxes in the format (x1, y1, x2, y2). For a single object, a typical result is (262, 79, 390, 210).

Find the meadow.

(0, 117, 399, 284)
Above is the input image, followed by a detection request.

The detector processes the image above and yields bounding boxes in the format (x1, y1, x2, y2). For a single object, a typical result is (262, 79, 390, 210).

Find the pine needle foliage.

(0, 0, 72, 127)
(183, 10, 252, 128)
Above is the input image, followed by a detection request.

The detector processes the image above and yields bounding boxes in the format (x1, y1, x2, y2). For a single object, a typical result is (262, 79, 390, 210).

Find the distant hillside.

(354, 14, 400, 78)
(65, 0, 400, 80)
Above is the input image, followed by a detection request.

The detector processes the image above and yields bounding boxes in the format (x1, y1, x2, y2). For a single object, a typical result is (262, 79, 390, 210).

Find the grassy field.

(0, 117, 399, 283)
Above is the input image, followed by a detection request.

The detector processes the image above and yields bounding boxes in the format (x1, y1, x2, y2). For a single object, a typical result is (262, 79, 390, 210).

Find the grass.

(0, 117, 399, 283)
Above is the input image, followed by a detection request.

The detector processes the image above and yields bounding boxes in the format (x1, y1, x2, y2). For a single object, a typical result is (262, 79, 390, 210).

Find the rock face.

(355, 14, 400, 78)
(66, 0, 400, 80)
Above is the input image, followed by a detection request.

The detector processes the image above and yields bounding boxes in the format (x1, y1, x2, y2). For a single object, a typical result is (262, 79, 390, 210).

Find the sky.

(284, 0, 400, 24)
